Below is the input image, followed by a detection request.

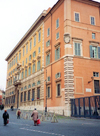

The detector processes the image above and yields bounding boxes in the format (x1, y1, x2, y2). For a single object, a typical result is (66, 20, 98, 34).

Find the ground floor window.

(37, 88, 40, 99)
(28, 90, 30, 101)
(24, 92, 26, 101)
(94, 80, 100, 93)
(57, 83, 61, 96)
(47, 86, 50, 98)
(32, 89, 35, 100)
(21, 92, 23, 102)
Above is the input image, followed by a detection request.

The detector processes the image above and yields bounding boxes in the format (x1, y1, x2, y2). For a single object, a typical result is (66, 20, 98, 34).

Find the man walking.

(3, 110, 9, 126)
(31, 108, 38, 126)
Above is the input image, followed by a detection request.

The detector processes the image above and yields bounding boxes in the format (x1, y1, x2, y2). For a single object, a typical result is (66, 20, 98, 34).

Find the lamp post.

(45, 69, 47, 115)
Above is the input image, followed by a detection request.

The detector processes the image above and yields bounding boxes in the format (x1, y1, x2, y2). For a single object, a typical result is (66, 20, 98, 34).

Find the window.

(26, 44, 28, 54)
(46, 54, 50, 65)
(91, 16, 95, 25)
(37, 60, 41, 71)
(25, 69, 27, 77)
(56, 18, 59, 28)
(47, 28, 50, 37)
(29, 55, 31, 61)
(92, 33, 95, 39)
(46, 40, 50, 47)
(47, 86, 50, 98)
(28, 90, 30, 101)
(26, 58, 27, 64)
(74, 43, 81, 56)
(55, 47, 60, 60)
(47, 76, 50, 82)
(22, 61, 24, 66)
(94, 80, 100, 94)
(28, 67, 31, 75)
(57, 83, 61, 96)
(33, 51, 36, 57)
(90, 45, 100, 59)
(37, 88, 40, 99)
(38, 47, 41, 54)
(21, 92, 23, 102)
(19, 52, 21, 60)
(93, 72, 99, 77)
(14, 58, 15, 65)
(16, 56, 18, 63)
(75, 13, 79, 22)
(38, 31, 41, 42)
(23, 47, 25, 57)
(32, 89, 35, 100)
(55, 72, 61, 78)
(32, 64, 35, 73)
(56, 32, 59, 40)
(24, 92, 26, 101)
(34, 35, 36, 46)
(30, 40, 32, 50)
(21, 71, 24, 79)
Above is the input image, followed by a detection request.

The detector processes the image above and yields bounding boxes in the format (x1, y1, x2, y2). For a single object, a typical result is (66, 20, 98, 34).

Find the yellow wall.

(7, 24, 43, 87)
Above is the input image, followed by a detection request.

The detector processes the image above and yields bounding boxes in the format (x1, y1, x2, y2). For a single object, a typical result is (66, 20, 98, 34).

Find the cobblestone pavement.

(0, 109, 100, 136)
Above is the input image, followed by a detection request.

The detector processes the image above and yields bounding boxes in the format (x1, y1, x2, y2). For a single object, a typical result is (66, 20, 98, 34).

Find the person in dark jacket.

(3, 110, 9, 126)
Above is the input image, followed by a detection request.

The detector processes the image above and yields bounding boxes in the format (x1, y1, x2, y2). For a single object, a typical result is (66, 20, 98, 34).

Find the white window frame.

(38, 30, 41, 42)
(56, 82, 61, 97)
(56, 18, 59, 29)
(73, 40, 83, 56)
(90, 16, 95, 25)
(74, 12, 80, 22)
(47, 28, 50, 37)
(92, 33, 95, 39)
(56, 32, 60, 40)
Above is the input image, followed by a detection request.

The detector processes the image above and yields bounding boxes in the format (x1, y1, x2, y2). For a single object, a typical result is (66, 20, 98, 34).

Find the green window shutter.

(46, 56, 47, 65)
(39, 61, 40, 70)
(58, 47, 60, 59)
(55, 49, 57, 60)
(90, 45, 93, 58)
(37, 62, 38, 71)
(98, 46, 100, 59)
(78, 43, 80, 56)
(48, 54, 50, 64)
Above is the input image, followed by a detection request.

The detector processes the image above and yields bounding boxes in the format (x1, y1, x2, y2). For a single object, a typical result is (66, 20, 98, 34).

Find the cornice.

(73, 0, 100, 7)
(5, 12, 46, 61)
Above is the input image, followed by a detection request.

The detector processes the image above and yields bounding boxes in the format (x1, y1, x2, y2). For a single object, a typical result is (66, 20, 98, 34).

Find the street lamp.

(45, 69, 47, 115)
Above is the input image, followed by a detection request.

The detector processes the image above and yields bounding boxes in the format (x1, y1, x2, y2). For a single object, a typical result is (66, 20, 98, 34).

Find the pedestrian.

(2, 110, 9, 126)
(17, 109, 21, 119)
(31, 108, 38, 126)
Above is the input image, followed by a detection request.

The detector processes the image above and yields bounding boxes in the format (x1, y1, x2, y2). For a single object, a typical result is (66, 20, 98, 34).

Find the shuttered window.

(56, 18, 59, 28)
(55, 47, 60, 60)
(89, 45, 100, 59)
(32, 64, 35, 73)
(34, 35, 36, 46)
(28, 67, 31, 75)
(46, 54, 50, 65)
(74, 43, 81, 56)
(25, 69, 27, 77)
(30, 40, 32, 50)
(37, 60, 40, 71)
(75, 13, 79, 22)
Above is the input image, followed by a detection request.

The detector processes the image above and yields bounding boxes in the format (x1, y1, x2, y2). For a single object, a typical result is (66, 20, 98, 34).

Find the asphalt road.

(0, 109, 100, 136)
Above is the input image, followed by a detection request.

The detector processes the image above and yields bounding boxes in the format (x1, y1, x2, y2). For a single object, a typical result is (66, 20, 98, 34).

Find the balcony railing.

(13, 80, 21, 86)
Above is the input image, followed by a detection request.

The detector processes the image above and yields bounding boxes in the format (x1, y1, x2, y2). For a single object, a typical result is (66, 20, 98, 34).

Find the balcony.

(14, 80, 21, 86)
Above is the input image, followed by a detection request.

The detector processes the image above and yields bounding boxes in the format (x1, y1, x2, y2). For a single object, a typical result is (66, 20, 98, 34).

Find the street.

(0, 109, 100, 136)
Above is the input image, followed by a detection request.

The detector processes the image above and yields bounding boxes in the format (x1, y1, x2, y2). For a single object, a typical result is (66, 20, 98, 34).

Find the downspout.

(50, 12, 52, 99)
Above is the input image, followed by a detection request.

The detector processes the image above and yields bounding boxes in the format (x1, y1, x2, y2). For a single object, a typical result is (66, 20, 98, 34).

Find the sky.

(0, 0, 58, 90)
(0, 0, 100, 91)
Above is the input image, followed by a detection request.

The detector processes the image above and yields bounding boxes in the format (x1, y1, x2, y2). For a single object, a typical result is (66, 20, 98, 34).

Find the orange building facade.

(5, 0, 100, 116)
(43, 0, 100, 116)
